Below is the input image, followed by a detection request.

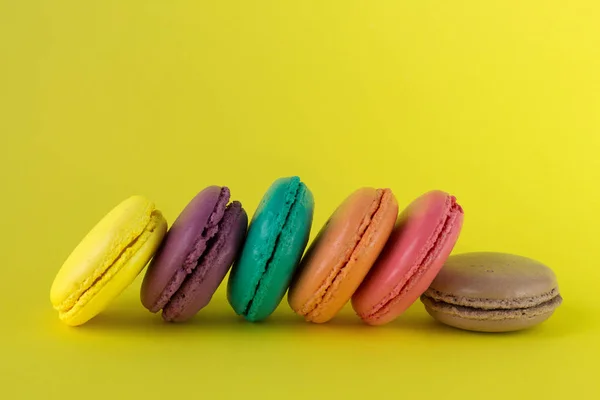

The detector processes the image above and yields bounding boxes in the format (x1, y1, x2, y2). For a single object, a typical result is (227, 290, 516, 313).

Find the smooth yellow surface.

(50, 196, 167, 326)
(1, 1, 599, 399)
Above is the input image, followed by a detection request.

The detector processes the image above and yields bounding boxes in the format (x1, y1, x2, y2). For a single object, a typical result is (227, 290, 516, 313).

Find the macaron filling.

(55, 211, 164, 318)
(298, 189, 388, 319)
(149, 188, 230, 313)
(242, 180, 303, 317)
(423, 287, 561, 310)
(421, 289, 563, 320)
(360, 196, 463, 320)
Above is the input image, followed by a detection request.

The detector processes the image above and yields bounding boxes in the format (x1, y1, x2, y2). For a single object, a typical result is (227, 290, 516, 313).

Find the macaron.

(288, 188, 398, 323)
(227, 176, 314, 322)
(50, 196, 168, 326)
(352, 190, 464, 325)
(420, 252, 563, 332)
(141, 186, 248, 322)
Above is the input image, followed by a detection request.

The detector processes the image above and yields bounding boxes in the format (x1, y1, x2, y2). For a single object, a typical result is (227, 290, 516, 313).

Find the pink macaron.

(351, 190, 464, 325)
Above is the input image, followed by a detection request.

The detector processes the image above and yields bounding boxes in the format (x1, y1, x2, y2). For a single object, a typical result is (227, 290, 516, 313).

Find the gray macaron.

(420, 252, 562, 332)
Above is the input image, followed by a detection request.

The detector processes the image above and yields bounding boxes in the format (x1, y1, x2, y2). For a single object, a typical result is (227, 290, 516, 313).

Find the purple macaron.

(140, 186, 248, 322)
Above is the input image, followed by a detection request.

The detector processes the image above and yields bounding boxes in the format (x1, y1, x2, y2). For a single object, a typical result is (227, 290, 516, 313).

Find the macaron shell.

(352, 190, 463, 325)
(227, 177, 299, 315)
(288, 188, 398, 323)
(245, 185, 314, 321)
(427, 252, 559, 301)
(423, 306, 558, 333)
(60, 214, 167, 326)
(162, 205, 248, 322)
(51, 195, 158, 309)
(227, 177, 314, 321)
(140, 186, 222, 310)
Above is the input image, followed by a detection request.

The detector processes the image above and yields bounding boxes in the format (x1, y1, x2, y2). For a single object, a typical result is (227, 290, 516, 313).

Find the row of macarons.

(50, 176, 562, 333)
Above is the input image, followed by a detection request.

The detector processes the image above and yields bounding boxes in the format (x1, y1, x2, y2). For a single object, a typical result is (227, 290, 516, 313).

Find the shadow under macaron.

(62, 292, 584, 340)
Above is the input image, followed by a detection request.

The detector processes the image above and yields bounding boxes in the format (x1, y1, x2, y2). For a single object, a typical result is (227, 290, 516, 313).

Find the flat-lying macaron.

(141, 186, 247, 322)
(50, 196, 168, 326)
(352, 190, 464, 325)
(288, 188, 398, 323)
(420, 252, 563, 332)
(227, 176, 314, 322)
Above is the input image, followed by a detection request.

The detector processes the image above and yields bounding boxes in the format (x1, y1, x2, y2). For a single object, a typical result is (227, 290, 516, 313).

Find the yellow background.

(2, 1, 599, 398)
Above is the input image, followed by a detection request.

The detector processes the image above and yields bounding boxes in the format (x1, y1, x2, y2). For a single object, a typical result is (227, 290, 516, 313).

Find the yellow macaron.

(50, 196, 168, 326)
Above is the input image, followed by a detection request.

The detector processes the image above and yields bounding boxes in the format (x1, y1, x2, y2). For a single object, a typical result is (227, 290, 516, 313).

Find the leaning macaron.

(50, 196, 168, 326)
(227, 176, 314, 322)
(352, 190, 464, 325)
(140, 186, 247, 322)
(420, 252, 563, 332)
(288, 188, 398, 323)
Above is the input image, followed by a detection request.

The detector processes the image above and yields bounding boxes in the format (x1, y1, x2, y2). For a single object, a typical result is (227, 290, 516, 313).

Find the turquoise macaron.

(227, 176, 314, 322)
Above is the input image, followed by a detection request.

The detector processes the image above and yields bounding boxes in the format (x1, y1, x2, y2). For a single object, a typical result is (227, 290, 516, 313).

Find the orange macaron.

(287, 187, 398, 323)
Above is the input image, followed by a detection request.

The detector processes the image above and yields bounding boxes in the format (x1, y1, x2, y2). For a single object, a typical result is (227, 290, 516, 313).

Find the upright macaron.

(227, 176, 314, 322)
(141, 186, 248, 322)
(420, 252, 563, 332)
(352, 190, 464, 325)
(51, 196, 168, 326)
(288, 188, 398, 323)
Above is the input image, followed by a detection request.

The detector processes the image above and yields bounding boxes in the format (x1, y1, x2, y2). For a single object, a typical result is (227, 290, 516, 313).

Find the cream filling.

(423, 287, 560, 310)
(421, 293, 563, 320)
